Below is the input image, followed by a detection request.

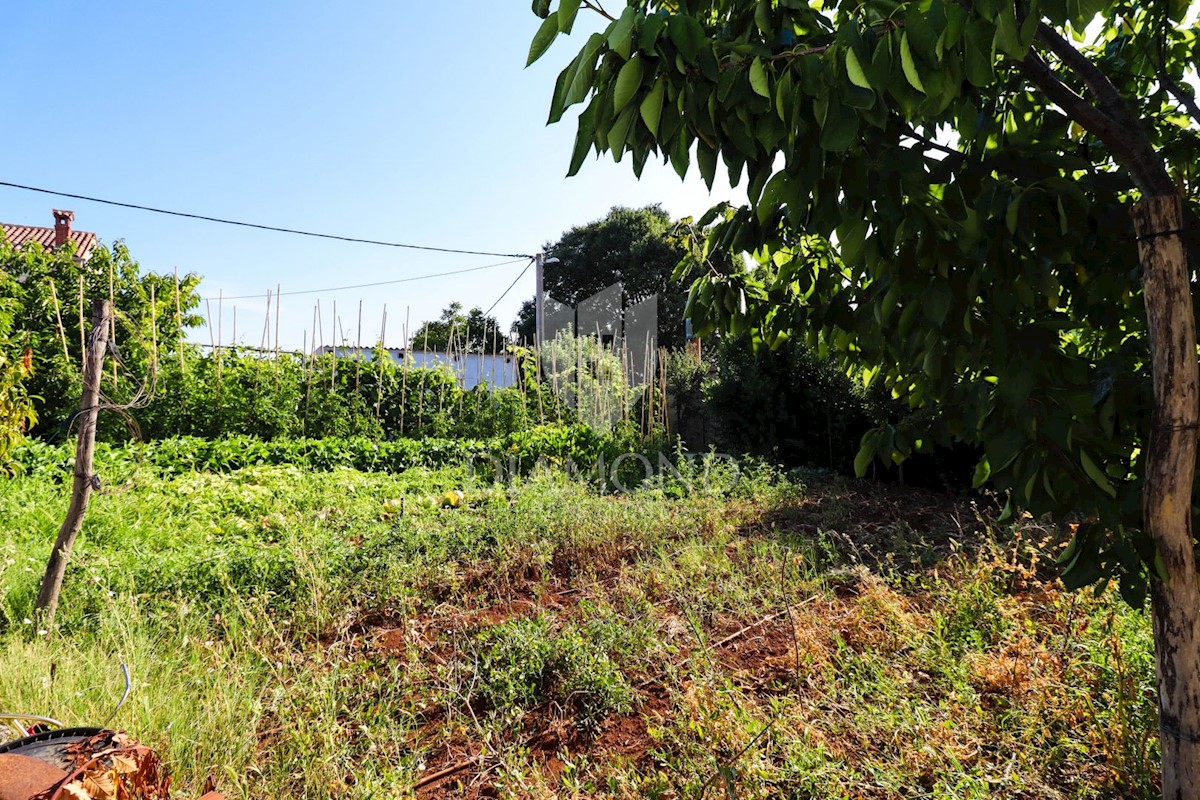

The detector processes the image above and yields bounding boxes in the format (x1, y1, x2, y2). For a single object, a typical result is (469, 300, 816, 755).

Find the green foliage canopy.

(0, 236, 203, 437)
(514, 205, 690, 348)
(412, 302, 504, 353)
(530, 0, 1199, 604)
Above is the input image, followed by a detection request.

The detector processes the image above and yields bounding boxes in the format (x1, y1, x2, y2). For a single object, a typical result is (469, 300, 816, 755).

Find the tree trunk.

(35, 298, 111, 627)
(1133, 195, 1200, 800)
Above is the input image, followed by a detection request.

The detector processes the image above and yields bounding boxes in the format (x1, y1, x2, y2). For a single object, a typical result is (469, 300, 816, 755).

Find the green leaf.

(972, 457, 991, 488)
(531, 0, 551, 19)
(558, 0, 583, 34)
(868, 35, 893, 88)
(567, 98, 598, 177)
(963, 22, 994, 87)
(1080, 450, 1117, 498)
(750, 57, 771, 98)
(696, 140, 718, 189)
(755, 0, 772, 35)
(1061, 550, 1104, 590)
(993, 3, 1023, 58)
(845, 48, 872, 90)
(527, 14, 561, 67)
(547, 59, 574, 124)
(607, 106, 637, 159)
(669, 128, 690, 178)
(819, 102, 859, 151)
(608, 7, 637, 60)
(757, 171, 790, 224)
(640, 13, 667, 52)
(614, 57, 644, 113)
(900, 34, 926, 94)
(838, 216, 868, 265)
(639, 78, 666, 136)
(564, 33, 605, 107)
(1005, 193, 1021, 234)
(844, 85, 876, 110)
(668, 14, 706, 62)
(854, 438, 874, 477)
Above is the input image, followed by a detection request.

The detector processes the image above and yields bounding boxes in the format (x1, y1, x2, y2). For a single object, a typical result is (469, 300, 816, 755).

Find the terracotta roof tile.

(0, 223, 97, 261)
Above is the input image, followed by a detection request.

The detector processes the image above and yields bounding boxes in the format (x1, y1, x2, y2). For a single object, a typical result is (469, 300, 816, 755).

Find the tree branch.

(1029, 22, 1176, 196)
(1150, 3, 1200, 129)
(582, 1, 616, 22)
(899, 123, 963, 158)
(1035, 23, 1137, 124)
(1160, 71, 1200, 128)
(1018, 47, 1175, 196)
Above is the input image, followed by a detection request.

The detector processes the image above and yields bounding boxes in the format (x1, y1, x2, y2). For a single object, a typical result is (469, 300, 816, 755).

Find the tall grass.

(0, 463, 1160, 798)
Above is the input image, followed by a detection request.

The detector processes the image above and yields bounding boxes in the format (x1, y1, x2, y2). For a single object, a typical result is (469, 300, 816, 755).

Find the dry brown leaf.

(110, 754, 139, 774)
(60, 781, 92, 800)
(82, 770, 117, 800)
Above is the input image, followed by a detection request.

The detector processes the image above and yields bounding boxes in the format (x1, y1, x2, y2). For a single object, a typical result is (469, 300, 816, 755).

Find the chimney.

(53, 210, 74, 248)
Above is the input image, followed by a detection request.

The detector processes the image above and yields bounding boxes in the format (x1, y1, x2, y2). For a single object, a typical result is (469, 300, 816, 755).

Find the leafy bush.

(9, 425, 643, 483)
(0, 237, 203, 440)
(706, 336, 882, 473)
(471, 615, 634, 732)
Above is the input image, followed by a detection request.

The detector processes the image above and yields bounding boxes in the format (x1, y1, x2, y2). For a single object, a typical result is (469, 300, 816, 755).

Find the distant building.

(315, 346, 519, 391)
(317, 345, 406, 365)
(0, 209, 97, 262)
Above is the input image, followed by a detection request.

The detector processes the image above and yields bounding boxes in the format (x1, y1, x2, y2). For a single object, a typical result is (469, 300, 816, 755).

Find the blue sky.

(0, 2, 742, 350)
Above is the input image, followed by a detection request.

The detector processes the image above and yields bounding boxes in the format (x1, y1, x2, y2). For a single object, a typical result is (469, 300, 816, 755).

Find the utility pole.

(535, 252, 545, 348)
(534, 253, 560, 348)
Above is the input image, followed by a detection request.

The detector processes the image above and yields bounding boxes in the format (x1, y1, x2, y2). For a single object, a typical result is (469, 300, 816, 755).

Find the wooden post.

(376, 306, 388, 421)
(108, 261, 117, 386)
(35, 299, 112, 627)
(149, 285, 158, 375)
(274, 284, 282, 359)
(260, 290, 272, 350)
(48, 278, 71, 365)
(355, 300, 363, 393)
(78, 275, 86, 375)
(174, 270, 185, 378)
(1133, 195, 1200, 800)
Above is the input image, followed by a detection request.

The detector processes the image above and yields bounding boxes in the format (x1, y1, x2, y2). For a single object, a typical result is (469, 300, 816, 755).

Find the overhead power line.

(0, 180, 534, 259)
(205, 258, 531, 301)
(483, 258, 535, 317)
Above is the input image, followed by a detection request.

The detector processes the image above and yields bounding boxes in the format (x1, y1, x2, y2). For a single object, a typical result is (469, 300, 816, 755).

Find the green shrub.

(471, 615, 634, 732)
(706, 336, 881, 472)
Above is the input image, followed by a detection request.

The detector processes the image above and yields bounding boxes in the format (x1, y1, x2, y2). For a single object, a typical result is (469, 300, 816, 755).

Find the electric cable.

(0, 180, 533, 259)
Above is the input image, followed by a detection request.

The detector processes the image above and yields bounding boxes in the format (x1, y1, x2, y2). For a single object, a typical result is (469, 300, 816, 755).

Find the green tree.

(1, 237, 203, 438)
(412, 302, 505, 353)
(512, 205, 690, 347)
(531, 0, 1200, 791)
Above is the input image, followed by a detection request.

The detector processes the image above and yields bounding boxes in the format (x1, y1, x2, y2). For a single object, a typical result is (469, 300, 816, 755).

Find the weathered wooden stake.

(174, 269, 185, 378)
(35, 299, 112, 627)
(48, 278, 71, 365)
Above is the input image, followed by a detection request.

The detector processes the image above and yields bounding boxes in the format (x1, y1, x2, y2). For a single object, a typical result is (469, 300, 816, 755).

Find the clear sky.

(0, 2, 742, 350)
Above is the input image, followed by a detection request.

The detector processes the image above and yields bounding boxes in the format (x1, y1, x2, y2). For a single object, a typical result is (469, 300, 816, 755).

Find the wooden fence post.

(35, 298, 112, 627)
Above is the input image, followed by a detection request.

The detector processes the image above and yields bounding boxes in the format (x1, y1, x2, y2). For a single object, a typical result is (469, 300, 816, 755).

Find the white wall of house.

(317, 346, 518, 390)
(409, 351, 519, 391)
